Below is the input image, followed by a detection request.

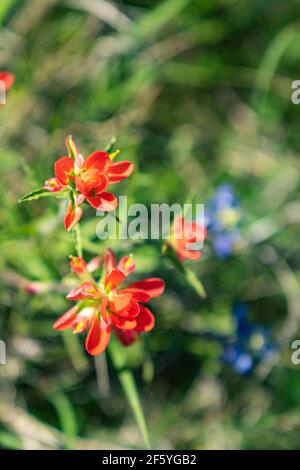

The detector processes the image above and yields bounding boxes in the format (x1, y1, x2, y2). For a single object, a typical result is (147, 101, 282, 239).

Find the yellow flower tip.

(73, 322, 85, 334)
(86, 288, 96, 295)
(109, 149, 120, 160)
(125, 255, 134, 269)
(66, 135, 79, 160)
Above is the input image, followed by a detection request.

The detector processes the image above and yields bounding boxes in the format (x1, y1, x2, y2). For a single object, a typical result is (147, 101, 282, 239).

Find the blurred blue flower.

(222, 303, 277, 375)
(205, 184, 242, 258)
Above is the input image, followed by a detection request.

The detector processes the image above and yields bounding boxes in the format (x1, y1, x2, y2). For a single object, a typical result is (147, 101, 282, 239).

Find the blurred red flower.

(0, 71, 15, 91)
(167, 216, 206, 261)
(53, 249, 165, 355)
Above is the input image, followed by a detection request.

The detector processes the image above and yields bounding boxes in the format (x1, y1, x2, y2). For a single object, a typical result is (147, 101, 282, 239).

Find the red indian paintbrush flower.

(53, 249, 165, 355)
(44, 136, 134, 231)
(0, 71, 15, 91)
(166, 216, 206, 262)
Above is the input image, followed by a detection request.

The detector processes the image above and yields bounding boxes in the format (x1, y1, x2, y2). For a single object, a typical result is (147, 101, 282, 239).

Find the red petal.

(126, 301, 140, 318)
(104, 268, 125, 290)
(118, 255, 135, 276)
(64, 201, 83, 231)
(108, 161, 134, 183)
(84, 151, 111, 172)
(0, 72, 15, 90)
(114, 301, 140, 318)
(66, 281, 102, 301)
(54, 157, 74, 185)
(135, 305, 155, 332)
(104, 248, 117, 273)
(114, 328, 138, 346)
(72, 306, 95, 334)
(110, 292, 132, 313)
(86, 191, 118, 211)
(111, 315, 137, 330)
(85, 315, 111, 356)
(124, 278, 165, 299)
(100, 296, 109, 324)
(175, 244, 201, 261)
(120, 289, 150, 303)
(75, 173, 108, 195)
(70, 256, 87, 275)
(97, 192, 118, 211)
(173, 216, 206, 242)
(87, 256, 101, 273)
(53, 306, 78, 330)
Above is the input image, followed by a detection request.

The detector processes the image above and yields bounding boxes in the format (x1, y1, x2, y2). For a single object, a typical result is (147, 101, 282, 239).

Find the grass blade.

(109, 339, 151, 449)
(132, 0, 192, 41)
(48, 390, 78, 450)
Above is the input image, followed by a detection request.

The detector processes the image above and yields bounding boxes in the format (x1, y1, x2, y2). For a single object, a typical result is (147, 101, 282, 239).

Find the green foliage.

(19, 188, 68, 202)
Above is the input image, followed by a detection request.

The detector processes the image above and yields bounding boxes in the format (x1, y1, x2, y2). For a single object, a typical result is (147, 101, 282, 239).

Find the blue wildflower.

(222, 303, 277, 375)
(205, 184, 241, 258)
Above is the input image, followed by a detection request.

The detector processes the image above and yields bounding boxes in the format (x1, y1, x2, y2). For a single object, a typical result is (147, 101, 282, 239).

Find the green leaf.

(0, 0, 20, 23)
(132, 0, 192, 41)
(18, 188, 68, 202)
(48, 390, 78, 450)
(253, 24, 299, 118)
(0, 431, 21, 450)
(109, 339, 151, 449)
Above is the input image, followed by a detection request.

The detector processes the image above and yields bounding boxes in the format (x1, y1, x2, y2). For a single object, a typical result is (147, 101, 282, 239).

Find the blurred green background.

(1, 0, 300, 450)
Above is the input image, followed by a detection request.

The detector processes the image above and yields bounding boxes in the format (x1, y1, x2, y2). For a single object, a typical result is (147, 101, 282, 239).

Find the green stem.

(73, 223, 83, 258)
(94, 353, 111, 398)
(108, 340, 151, 449)
(105, 136, 116, 153)
(165, 246, 206, 299)
(184, 266, 206, 299)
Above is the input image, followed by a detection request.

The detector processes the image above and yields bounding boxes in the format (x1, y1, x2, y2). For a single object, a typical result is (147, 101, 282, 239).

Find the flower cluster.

(54, 249, 165, 355)
(21, 135, 209, 356)
(44, 136, 133, 231)
(222, 303, 277, 375)
(205, 184, 241, 259)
